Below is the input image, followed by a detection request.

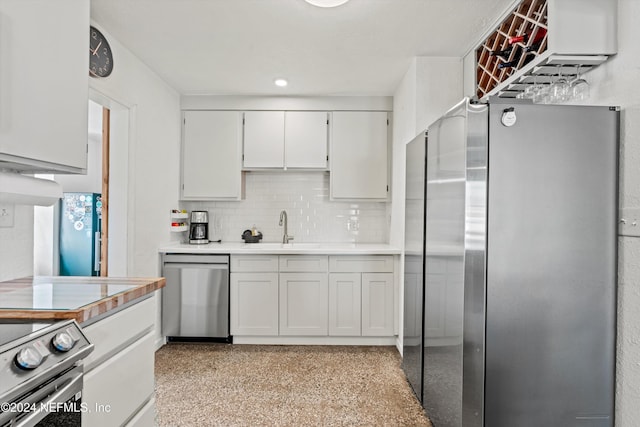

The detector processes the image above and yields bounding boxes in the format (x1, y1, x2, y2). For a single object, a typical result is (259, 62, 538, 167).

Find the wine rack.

(476, 0, 548, 99)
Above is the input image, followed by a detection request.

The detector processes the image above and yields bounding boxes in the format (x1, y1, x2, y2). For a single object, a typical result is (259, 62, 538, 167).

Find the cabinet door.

(330, 111, 388, 200)
(361, 273, 394, 336)
(82, 332, 155, 427)
(279, 273, 328, 336)
(328, 273, 361, 336)
(0, 0, 89, 173)
(230, 273, 279, 336)
(243, 111, 285, 168)
(182, 111, 242, 200)
(285, 111, 328, 168)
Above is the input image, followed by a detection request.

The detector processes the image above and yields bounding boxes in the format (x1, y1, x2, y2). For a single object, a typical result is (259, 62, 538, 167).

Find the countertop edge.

(0, 277, 166, 324)
(158, 243, 402, 255)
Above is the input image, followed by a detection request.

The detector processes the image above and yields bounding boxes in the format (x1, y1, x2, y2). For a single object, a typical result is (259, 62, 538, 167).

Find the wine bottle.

(497, 46, 522, 69)
(490, 47, 514, 59)
(497, 52, 536, 70)
(508, 28, 547, 45)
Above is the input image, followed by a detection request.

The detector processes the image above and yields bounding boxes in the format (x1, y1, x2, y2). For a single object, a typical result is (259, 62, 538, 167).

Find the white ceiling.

(91, 0, 515, 96)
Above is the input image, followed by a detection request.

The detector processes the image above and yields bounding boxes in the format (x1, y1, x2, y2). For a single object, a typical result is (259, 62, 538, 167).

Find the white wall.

(0, 206, 33, 281)
(88, 23, 181, 277)
(583, 1, 640, 424)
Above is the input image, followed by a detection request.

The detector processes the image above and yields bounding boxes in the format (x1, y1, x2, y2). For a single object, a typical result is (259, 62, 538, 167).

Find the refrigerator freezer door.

(423, 99, 478, 427)
(403, 132, 427, 403)
(485, 103, 618, 426)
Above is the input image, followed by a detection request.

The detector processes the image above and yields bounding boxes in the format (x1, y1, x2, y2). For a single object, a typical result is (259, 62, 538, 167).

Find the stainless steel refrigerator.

(403, 98, 618, 426)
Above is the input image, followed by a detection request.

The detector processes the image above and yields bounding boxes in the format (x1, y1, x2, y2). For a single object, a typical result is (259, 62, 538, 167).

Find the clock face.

(89, 26, 113, 78)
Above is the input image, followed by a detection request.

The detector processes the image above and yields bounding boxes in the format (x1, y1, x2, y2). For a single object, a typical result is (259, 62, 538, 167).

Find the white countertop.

(159, 241, 401, 255)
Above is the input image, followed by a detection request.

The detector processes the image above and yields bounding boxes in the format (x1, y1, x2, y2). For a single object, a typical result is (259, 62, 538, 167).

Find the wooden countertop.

(0, 276, 165, 324)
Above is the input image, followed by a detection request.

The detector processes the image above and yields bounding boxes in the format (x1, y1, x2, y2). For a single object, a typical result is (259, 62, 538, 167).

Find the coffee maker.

(189, 211, 209, 244)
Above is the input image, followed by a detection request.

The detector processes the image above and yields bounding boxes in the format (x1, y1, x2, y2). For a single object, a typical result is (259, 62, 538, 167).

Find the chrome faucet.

(279, 210, 294, 244)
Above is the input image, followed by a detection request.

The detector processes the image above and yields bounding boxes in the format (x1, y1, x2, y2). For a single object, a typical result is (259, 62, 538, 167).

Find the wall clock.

(89, 26, 113, 78)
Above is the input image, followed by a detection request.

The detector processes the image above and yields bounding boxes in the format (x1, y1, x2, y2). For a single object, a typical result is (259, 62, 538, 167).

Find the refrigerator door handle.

(94, 231, 101, 273)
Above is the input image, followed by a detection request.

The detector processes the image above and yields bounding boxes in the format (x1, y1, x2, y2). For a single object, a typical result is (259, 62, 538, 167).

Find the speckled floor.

(155, 344, 431, 427)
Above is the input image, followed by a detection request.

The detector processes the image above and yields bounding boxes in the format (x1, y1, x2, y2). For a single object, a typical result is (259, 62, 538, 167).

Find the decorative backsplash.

(181, 171, 389, 243)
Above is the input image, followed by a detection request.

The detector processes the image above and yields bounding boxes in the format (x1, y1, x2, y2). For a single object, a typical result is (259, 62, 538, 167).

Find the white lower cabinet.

(230, 272, 279, 336)
(361, 273, 394, 336)
(328, 273, 361, 336)
(125, 397, 157, 427)
(279, 273, 328, 336)
(81, 296, 156, 427)
(230, 254, 395, 341)
(83, 332, 155, 427)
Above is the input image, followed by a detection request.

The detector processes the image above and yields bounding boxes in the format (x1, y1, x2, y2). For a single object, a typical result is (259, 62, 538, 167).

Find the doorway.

(33, 95, 130, 277)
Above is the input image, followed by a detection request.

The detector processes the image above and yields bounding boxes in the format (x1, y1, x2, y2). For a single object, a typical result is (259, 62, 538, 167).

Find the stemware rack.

(474, 0, 617, 100)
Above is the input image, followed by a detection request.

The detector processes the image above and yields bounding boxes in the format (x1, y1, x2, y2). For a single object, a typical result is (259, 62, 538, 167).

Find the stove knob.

(15, 346, 43, 370)
(52, 332, 75, 352)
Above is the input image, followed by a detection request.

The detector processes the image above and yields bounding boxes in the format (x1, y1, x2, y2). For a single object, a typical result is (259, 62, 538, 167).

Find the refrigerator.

(59, 192, 103, 276)
(403, 98, 618, 426)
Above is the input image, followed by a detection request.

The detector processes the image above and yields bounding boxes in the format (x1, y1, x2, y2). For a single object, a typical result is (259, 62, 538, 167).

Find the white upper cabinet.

(181, 111, 243, 200)
(285, 112, 328, 168)
(243, 111, 328, 169)
(330, 111, 389, 200)
(0, 0, 89, 173)
(243, 111, 285, 168)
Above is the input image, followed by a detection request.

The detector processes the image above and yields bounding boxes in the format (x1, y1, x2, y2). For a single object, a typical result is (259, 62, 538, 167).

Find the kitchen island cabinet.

(0, 276, 164, 427)
(81, 297, 156, 427)
(181, 110, 243, 200)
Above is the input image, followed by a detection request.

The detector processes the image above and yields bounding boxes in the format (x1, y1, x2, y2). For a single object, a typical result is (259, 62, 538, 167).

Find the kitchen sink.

(241, 243, 321, 249)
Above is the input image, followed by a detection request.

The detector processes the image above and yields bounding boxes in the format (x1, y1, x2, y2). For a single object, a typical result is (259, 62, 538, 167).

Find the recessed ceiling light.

(304, 0, 350, 8)
(274, 78, 288, 87)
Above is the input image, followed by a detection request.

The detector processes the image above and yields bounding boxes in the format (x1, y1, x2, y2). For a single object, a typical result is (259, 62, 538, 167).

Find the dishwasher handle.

(163, 254, 229, 264)
(163, 263, 229, 270)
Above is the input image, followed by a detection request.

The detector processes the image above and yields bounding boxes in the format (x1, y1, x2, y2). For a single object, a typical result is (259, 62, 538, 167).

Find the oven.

(0, 320, 93, 427)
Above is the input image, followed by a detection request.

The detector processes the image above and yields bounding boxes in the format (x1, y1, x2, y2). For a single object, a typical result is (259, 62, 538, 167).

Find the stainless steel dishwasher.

(162, 253, 231, 343)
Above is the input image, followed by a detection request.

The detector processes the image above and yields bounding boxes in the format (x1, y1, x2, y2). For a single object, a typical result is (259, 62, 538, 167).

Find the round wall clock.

(89, 26, 113, 78)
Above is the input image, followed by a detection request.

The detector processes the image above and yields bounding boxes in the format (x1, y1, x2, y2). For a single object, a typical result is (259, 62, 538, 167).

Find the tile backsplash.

(181, 171, 389, 243)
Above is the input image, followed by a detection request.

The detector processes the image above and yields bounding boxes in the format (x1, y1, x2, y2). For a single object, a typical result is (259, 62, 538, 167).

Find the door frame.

(89, 89, 134, 277)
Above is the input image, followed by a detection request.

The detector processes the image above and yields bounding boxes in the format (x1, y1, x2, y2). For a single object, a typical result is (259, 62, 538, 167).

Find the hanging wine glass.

(533, 80, 550, 104)
(523, 75, 539, 100)
(550, 65, 570, 103)
(571, 65, 590, 102)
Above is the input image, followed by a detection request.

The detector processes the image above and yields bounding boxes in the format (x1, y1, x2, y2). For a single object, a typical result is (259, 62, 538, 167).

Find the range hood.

(0, 171, 62, 206)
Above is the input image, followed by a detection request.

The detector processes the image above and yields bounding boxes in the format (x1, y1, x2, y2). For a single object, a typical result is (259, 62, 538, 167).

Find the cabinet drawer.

(279, 255, 328, 272)
(231, 255, 279, 272)
(82, 332, 155, 427)
(82, 297, 155, 371)
(329, 256, 394, 273)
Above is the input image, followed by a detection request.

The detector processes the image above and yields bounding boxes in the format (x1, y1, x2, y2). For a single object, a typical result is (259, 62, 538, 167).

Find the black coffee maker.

(189, 211, 209, 244)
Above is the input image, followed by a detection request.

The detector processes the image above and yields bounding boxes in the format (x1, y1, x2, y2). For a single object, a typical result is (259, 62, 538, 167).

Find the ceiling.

(91, 0, 515, 96)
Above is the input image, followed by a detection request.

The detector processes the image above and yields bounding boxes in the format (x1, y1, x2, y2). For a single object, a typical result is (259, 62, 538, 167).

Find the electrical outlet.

(0, 204, 15, 228)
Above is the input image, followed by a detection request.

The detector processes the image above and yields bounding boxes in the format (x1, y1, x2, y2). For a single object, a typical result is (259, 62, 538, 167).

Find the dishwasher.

(162, 253, 231, 343)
